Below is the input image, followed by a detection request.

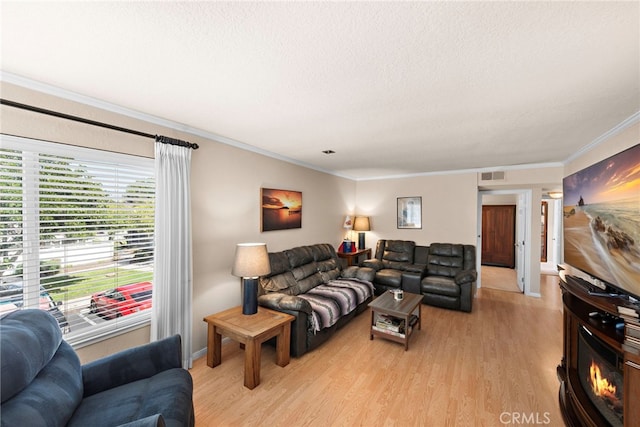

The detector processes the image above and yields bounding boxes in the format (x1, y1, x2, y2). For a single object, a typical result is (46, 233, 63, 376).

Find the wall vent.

(480, 171, 505, 181)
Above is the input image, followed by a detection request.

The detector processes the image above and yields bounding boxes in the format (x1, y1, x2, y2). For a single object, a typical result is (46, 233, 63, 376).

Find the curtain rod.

(0, 98, 199, 150)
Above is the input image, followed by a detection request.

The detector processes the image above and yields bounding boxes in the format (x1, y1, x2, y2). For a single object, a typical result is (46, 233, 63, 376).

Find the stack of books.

(375, 314, 404, 333)
(373, 314, 419, 337)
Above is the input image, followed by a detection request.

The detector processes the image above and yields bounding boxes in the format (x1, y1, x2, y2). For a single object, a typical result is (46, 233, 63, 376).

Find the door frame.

(541, 198, 563, 273)
(477, 189, 532, 295)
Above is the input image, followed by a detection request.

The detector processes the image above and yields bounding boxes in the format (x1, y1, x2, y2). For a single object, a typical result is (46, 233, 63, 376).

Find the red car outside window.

(89, 281, 152, 320)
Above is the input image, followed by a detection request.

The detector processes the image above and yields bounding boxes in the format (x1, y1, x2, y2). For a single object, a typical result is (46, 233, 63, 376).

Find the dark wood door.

(482, 205, 515, 268)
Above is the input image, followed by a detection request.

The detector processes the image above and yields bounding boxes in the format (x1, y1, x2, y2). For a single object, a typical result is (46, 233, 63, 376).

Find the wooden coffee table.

(203, 306, 294, 389)
(368, 291, 422, 350)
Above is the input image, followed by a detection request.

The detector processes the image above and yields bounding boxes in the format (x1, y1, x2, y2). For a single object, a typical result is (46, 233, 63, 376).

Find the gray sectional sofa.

(362, 239, 478, 312)
(258, 243, 375, 357)
(361, 239, 429, 295)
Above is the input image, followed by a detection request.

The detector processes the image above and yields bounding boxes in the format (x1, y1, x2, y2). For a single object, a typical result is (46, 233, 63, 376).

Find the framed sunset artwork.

(261, 188, 302, 231)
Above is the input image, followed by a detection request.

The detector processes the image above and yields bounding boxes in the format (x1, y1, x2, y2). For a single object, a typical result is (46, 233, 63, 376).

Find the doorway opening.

(541, 197, 562, 274)
(477, 189, 531, 294)
(481, 202, 520, 292)
(477, 190, 562, 295)
(480, 195, 521, 292)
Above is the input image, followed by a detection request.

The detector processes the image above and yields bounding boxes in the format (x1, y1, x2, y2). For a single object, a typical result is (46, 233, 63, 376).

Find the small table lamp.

(343, 215, 353, 236)
(232, 243, 271, 315)
(353, 216, 371, 250)
(342, 215, 354, 252)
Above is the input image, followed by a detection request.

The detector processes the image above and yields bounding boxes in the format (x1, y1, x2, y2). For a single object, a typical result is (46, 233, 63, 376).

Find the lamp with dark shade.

(231, 243, 271, 315)
(353, 216, 371, 250)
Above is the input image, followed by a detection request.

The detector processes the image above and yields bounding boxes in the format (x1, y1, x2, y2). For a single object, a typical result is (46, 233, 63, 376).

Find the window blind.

(0, 135, 155, 347)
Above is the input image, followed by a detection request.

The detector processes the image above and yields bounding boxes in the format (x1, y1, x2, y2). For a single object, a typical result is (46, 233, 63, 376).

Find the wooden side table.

(337, 247, 371, 266)
(369, 291, 422, 351)
(203, 306, 294, 389)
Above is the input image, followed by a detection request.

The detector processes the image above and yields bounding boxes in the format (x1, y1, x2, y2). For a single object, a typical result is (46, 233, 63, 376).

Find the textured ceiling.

(1, 1, 639, 180)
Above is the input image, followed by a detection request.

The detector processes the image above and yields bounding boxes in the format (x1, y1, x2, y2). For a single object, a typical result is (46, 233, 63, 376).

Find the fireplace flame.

(589, 360, 617, 397)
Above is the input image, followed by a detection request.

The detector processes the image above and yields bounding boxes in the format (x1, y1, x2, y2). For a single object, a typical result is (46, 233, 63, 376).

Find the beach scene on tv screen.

(563, 144, 640, 296)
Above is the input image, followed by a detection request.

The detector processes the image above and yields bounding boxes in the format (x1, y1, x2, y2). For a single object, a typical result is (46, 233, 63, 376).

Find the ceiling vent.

(480, 171, 505, 181)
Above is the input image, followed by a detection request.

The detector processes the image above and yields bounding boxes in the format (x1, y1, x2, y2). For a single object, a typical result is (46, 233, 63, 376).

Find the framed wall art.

(261, 188, 302, 231)
(397, 196, 422, 229)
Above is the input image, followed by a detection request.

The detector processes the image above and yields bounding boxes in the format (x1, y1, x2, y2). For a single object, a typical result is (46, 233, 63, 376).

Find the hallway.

(481, 265, 520, 292)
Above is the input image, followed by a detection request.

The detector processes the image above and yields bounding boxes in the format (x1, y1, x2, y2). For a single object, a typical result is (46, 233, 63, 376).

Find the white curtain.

(151, 142, 193, 369)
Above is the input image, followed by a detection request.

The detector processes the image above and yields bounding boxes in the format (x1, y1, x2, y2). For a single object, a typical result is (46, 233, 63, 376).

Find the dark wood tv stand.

(557, 271, 640, 427)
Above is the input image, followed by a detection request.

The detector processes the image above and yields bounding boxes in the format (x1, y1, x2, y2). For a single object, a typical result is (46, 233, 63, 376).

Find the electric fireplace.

(557, 271, 640, 427)
(578, 326, 624, 426)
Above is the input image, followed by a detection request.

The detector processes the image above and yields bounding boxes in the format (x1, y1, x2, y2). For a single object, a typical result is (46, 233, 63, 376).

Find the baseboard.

(191, 336, 232, 362)
(192, 347, 207, 361)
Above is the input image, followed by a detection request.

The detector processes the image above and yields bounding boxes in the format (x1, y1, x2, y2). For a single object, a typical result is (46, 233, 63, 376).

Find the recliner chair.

(421, 243, 477, 312)
(362, 240, 419, 294)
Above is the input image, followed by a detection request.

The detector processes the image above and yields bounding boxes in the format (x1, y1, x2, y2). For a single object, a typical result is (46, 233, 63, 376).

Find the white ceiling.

(1, 1, 639, 180)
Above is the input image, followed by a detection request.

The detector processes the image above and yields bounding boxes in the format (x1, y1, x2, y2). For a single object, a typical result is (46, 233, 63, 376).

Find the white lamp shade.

(353, 216, 371, 231)
(231, 243, 271, 278)
(343, 215, 353, 229)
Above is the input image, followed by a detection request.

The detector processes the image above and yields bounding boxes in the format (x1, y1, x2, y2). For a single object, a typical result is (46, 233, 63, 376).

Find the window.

(0, 135, 154, 347)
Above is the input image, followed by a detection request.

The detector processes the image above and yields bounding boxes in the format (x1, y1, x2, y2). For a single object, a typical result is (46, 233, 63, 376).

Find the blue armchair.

(0, 309, 194, 427)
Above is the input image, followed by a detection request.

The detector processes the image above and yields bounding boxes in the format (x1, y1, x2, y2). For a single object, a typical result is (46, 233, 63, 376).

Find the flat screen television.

(562, 143, 640, 300)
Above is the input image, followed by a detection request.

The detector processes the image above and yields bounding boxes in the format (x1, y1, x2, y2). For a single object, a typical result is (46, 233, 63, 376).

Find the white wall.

(1, 81, 357, 361)
(483, 194, 517, 205)
(355, 172, 478, 247)
(4, 79, 635, 361)
(355, 166, 564, 296)
(565, 121, 639, 175)
(191, 140, 356, 354)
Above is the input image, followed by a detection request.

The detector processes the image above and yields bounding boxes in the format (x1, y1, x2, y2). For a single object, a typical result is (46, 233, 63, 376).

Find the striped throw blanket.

(297, 278, 374, 333)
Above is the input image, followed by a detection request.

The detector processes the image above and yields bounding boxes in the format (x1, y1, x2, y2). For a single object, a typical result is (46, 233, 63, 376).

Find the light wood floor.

(191, 275, 564, 426)
(481, 265, 521, 293)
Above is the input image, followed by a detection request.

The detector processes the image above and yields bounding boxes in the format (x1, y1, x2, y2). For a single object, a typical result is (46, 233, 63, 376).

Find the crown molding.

(2, 71, 637, 182)
(1, 71, 187, 133)
(0, 71, 351, 179)
(564, 111, 640, 164)
(355, 161, 565, 182)
(357, 111, 639, 181)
